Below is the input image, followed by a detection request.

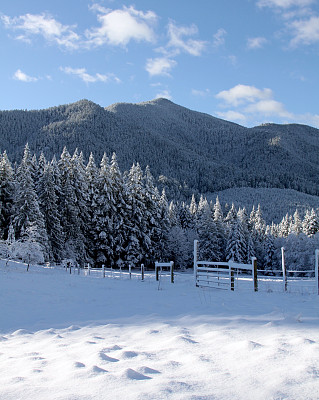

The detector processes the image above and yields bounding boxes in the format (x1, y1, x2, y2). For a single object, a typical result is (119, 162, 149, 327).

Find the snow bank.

(0, 261, 319, 399)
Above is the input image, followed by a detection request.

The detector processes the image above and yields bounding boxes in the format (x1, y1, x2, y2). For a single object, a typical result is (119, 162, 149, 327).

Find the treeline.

(0, 144, 318, 271)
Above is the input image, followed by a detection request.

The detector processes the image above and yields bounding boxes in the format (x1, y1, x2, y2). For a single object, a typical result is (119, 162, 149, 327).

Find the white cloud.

(191, 89, 210, 97)
(289, 16, 319, 45)
(215, 84, 319, 127)
(13, 69, 38, 82)
(213, 28, 227, 48)
(216, 84, 273, 107)
(86, 5, 157, 47)
(244, 99, 293, 118)
(167, 21, 206, 56)
(216, 110, 247, 122)
(60, 67, 120, 83)
(247, 36, 268, 49)
(1, 13, 80, 49)
(145, 57, 177, 77)
(257, 0, 314, 9)
(155, 89, 172, 100)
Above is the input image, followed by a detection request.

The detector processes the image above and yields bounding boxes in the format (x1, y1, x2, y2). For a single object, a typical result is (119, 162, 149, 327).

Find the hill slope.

(0, 98, 319, 195)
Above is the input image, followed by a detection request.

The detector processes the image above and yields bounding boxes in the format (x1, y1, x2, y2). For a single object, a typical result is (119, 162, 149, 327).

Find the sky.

(0, 0, 319, 128)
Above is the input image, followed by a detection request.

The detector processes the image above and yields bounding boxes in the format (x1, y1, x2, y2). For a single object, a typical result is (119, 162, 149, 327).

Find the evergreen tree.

(0, 151, 15, 239)
(12, 144, 49, 260)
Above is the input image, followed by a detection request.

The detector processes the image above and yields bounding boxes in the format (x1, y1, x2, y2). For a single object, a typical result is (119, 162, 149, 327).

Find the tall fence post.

(194, 240, 198, 286)
(102, 264, 105, 278)
(141, 263, 144, 281)
(88, 263, 91, 276)
(252, 257, 258, 292)
(315, 249, 319, 296)
(155, 262, 159, 281)
(281, 247, 287, 292)
(129, 264, 132, 279)
(170, 261, 174, 284)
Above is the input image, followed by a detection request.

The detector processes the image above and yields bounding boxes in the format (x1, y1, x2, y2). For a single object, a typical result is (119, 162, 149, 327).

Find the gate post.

(170, 261, 174, 284)
(281, 247, 287, 292)
(194, 240, 198, 286)
(252, 257, 258, 292)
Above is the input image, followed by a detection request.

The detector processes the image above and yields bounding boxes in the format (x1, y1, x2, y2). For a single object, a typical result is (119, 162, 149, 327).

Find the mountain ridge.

(0, 98, 319, 197)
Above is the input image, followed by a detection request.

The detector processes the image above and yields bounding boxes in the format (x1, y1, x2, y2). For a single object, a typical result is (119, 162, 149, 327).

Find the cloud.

(86, 5, 157, 47)
(191, 89, 210, 97)
(216, 84, 273, 107)
(244, 99, 293, 117)
(13, 69, 38, 82)
(257, 0, 314, 9)
(167, 21, 206, 56)
(145, 57, 177, 76)
(213, 28, 227, 47)
(289, 16, 319, 45)
(247, 36, 268, 49)
(60, 67, 120, 83)
(216, 110, 247, 122)
(155, 89, 172, 100)
(1, 13, 80, 49)
(215, 83, 319, 128)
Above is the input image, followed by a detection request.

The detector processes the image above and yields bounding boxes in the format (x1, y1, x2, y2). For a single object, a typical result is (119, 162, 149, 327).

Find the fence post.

(170, 261, 174, 284)
(129, 264, 132, 279)
(281, 247, 287, 292)
(155, 262, 159, 281)
(252, 257, 258, 292)
(141, 264, 144, 281)
(315, 249, 319, 296)
(88, 263, 91, 276)
(194, 240, 198, 286)
(102, 264, 105, 278)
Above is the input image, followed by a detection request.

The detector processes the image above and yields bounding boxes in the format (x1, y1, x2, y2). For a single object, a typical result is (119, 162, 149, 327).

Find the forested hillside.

(1, 98, 319, 196)
(0, 145, 318, 271)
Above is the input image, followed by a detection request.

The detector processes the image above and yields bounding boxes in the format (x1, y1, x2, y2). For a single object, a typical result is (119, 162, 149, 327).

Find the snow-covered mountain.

(0, 98, 319, 196)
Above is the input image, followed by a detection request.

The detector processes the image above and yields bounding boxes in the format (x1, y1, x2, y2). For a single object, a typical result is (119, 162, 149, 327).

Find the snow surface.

(1, 261, 319, 400)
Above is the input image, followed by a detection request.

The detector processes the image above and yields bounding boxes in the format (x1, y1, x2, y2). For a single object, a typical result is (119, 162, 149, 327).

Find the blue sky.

(1, 0, 319, 127)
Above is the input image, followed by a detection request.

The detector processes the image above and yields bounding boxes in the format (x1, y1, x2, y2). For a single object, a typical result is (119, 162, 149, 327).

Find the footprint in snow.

(121, 351, 139, 359)
(103, 345, 122, 352)
(74, 362, 86, 368)
(139, 366, 161, 374)
(178, 335, 198, 344)
(99, 352, 119, 362)
(91, 365, 108, 374)
(124, 368, 151, 380)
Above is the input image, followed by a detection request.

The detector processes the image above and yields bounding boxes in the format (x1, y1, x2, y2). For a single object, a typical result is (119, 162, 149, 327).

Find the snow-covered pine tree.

(12, 143, 49, 261)
(0, 151, 15, 240)
(85, 152, 99, 263)
(303, 209, 319, 237)
(125, 163, 148, 265)
(94, 153, 112, 265)
(58, 147, 85, 264)
(197, 198, 222, 261)
(225, 216, 246, 263)
(108, 153, 131, 266)
(37, 161, 64, 262)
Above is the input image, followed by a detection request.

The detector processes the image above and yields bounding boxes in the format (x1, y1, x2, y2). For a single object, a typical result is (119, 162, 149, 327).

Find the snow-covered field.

(1, 261, 319, 400)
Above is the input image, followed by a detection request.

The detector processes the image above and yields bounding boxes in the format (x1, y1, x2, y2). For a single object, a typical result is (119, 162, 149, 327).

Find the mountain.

(0, 98, 319, 196)
(207, 187, 319, 224)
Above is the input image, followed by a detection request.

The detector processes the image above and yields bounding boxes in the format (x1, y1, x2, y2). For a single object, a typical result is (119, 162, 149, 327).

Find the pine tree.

(12, 144, 49, 260)
(0, 151, 15, 240)
(58, 147, 85, 264)
(38, 162, 64, 262)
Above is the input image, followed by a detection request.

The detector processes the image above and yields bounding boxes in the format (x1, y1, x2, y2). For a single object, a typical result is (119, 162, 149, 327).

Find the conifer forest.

(0, 144, 318, 272)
